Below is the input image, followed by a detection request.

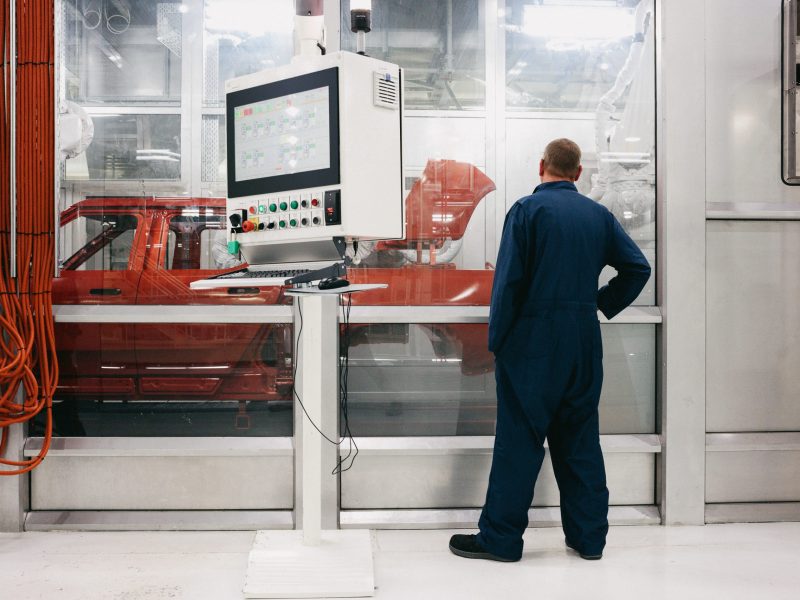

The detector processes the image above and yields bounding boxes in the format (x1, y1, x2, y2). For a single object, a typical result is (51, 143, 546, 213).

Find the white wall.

(705, 0, 800, 204)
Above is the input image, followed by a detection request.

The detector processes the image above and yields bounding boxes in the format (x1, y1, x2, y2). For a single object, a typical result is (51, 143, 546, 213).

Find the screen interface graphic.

(233, 86, 330, 182)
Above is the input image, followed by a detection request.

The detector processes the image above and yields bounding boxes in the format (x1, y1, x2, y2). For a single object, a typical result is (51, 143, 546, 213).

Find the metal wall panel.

(707, 221, 800, 431)
(341, 452, 654, 509)
(705, 0, 800, 204)
(706, 503, 800, 524)
(0, 424, 27, 531)
(31, 455, 293, 510)
(25, 510, 294, 531)
(341, 505, 661, 529)
(706, 451, 800, 503)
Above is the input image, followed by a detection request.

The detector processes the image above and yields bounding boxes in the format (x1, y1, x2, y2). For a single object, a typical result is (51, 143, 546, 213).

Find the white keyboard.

(190, 268, 310, 290)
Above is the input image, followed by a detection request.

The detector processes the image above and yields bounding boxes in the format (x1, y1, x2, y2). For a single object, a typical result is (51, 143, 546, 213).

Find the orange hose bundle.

(0, 0, 57, 476)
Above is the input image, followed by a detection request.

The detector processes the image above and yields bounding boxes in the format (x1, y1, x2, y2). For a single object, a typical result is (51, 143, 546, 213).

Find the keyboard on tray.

(216, 269, 311, 280)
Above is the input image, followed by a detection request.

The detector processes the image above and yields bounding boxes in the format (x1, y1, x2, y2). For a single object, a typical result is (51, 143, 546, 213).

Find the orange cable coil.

(0, 0, 57, 475)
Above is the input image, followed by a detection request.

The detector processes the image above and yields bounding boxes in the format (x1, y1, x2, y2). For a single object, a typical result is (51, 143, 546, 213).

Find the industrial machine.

(220, 51, 403, 274)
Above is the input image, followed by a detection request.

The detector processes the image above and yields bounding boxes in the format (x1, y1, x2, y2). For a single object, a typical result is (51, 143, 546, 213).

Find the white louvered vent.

(373, 72, 399, 109)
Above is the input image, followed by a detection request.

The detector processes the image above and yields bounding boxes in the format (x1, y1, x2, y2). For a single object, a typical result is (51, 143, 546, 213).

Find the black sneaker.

(448, 534, 517, 562)
(565, 538, 603, 560)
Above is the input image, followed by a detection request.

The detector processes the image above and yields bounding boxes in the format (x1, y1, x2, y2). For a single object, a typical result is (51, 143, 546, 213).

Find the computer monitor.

(224, 52, 403, 266)
(227, 67, 340, 197)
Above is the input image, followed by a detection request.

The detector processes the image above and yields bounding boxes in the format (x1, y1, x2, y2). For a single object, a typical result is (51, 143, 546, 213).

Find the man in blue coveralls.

(449, 138, 651, 563)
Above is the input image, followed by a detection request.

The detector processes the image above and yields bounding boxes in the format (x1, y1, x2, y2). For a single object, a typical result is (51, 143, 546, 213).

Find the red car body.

(53, 160, 497, 402)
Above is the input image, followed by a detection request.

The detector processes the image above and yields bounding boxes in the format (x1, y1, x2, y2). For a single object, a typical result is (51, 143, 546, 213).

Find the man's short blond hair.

(542, 138, 582, 178)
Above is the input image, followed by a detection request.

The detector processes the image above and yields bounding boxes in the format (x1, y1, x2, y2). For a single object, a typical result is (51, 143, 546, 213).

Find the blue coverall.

(477, 181, 651, 560)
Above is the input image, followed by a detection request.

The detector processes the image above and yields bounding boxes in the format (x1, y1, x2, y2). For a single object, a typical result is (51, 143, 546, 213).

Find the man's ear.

(539, 159, 545, 178)
(573, 165, 583, 182)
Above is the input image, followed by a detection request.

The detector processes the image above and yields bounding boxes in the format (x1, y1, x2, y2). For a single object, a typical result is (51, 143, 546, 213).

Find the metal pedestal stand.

(244, 284, 386, 599)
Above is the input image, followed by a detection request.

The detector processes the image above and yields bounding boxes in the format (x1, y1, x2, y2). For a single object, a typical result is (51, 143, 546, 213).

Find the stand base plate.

(243, 529, 375, 599)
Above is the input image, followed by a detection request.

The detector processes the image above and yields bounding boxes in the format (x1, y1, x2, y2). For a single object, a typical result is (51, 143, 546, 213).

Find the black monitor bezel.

(226, 67, 340, 198)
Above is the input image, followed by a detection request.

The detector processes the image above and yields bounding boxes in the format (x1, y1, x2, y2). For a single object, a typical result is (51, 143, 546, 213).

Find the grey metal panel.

(340, 505, 661, 530)
(24, 436, 293, 457)
(341, 452, 655, 509)
(0, 424, 27, 532)
(705, 502, 800, 524)
(707, 203, 800, 220)
(31, 455, 293, 510)
(705, 0, 800, 204)
(52, 305, 293, 324)
(706, 433, 800, 452)
(707, 221, 800, 431)
(350, 435, 662, 455)
(50, 305, 661, 325)
(25, 510, 293, 532)
(705, 450, 800, 503)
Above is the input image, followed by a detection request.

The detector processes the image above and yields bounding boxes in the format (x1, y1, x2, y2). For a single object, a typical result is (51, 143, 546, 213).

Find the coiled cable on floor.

(0, 0, 57, 476)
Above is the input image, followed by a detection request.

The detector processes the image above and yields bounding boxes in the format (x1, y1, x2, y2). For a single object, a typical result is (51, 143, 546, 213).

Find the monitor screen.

(226, 67, 340, 198)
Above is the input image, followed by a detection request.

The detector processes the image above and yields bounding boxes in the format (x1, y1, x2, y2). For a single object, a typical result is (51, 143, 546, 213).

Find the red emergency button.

(242, 220, 255, 232)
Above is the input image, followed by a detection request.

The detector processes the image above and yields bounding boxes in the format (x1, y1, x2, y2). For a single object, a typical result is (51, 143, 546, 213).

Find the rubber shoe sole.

(449, 542, 518, 562)
(565, 539, 603, 561)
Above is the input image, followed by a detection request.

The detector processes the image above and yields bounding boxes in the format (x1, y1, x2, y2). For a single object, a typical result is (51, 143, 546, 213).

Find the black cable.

(336, 293, 358, 473)
(290, 293, 359, 474)
(291, 297, 341, 447)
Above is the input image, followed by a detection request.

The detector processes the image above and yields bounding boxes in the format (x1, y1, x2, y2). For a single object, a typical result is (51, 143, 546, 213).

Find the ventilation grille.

(373, 72, 399, 109)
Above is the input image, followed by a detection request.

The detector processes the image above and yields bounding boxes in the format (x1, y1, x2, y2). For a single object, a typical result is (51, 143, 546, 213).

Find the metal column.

(292, 293, 341, 532)
(655, 0, 707, 525)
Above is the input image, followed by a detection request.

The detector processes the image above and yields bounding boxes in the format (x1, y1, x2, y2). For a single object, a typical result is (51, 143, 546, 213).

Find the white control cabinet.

(225, 51, 404, 263)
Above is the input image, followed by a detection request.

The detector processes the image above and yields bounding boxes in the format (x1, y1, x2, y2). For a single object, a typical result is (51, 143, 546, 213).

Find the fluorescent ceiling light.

(523, 5, 634, 42)
(205, 0, 294, 36)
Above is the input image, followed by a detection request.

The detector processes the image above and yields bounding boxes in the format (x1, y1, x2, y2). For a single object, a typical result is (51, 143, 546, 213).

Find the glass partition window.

(203, 0, 295, 107)
(67, 114, 182, 181)
(504, 0, 649, 111)
(61, 214, 139, 271)
(199, 0, 296, 185)
(42, 322, 294, 437)
(503, 0, 656, 304)
(165, 214, 226, 270)
(346, 324, 655, 436)
(54, 1, 658, 440)
(63, 0, 182, 104)
(340, 0, 486, 110)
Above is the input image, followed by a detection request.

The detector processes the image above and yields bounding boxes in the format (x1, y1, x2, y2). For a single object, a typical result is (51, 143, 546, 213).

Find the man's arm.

(489, 204, 529, 353)
(597, 215, 651, 320)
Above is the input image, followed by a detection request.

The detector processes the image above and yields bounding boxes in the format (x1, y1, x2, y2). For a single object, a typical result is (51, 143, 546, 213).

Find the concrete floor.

(1, 523, 798, 599)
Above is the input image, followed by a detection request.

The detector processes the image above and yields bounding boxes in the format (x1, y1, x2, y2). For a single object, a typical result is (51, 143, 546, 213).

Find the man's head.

(539, 138, 583, 183)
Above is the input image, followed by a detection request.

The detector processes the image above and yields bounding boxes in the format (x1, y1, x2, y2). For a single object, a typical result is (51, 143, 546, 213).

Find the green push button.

(269, 203, 277, 212)
(289, 219, 297, 227)
(279, 202, 288, 211)
(279, 220, 287, 228)
(227, 240, 240, 254)
(290, 200, 299, 210)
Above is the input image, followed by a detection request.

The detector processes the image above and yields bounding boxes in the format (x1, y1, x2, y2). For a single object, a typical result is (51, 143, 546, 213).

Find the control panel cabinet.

(224, 52, 404, 262)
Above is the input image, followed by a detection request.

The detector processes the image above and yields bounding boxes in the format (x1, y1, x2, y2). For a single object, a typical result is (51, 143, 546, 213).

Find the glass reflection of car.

(52, 160, 497, 405)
